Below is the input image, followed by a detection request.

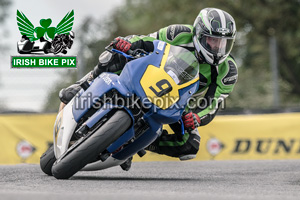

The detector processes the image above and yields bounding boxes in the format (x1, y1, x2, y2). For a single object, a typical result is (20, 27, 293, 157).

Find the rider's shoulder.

(159, 24, 193, 43)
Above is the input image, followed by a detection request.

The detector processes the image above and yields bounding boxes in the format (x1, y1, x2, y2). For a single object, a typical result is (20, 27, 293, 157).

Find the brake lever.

(105, 44, 149, 60)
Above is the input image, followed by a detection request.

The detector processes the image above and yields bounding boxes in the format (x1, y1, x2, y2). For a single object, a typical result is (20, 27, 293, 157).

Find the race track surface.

(0, 160, 300, 200)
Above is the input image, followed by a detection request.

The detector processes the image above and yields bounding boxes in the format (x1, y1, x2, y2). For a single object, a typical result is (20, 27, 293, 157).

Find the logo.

(100, 73, 113, 85)
(223, 74, 238, 84)
(216, 28, 230, 34)
(206, 137, 224, 156)
(221, 60, 238, 85)
(11, 10, 77, 68)
(16, 140, 36, 160)
(232, 138, 300, 154)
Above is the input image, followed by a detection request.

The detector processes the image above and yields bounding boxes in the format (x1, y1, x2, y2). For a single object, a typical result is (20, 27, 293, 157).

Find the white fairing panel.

(81, 156, 126, 171)
(53, 99, 78, 158)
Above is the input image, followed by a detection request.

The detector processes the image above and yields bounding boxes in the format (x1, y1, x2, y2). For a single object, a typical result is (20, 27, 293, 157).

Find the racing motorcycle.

(40, 40, 200, 179)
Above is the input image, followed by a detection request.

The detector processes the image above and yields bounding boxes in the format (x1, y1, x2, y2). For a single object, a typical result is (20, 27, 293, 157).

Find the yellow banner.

(0, 114, 55, 164)
(199, 113, 300, 161)
(1, 113, 300, 164)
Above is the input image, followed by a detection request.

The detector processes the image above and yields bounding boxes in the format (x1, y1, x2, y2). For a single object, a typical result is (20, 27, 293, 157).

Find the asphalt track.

(0, 160, 300, 200)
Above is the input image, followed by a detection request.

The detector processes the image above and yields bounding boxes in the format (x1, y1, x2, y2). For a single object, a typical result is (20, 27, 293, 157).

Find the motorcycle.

(40, 40, 200, 179)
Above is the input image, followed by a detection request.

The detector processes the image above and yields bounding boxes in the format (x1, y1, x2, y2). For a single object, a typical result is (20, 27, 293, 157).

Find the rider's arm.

(190, 57, 238, 126)
(91, 33, 158, 78)
(92, 24, 194, 78)
(126, 24, 194, 51)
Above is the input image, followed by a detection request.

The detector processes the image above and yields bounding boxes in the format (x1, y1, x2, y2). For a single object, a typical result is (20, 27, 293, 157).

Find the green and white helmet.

(193, 8, 236, 65)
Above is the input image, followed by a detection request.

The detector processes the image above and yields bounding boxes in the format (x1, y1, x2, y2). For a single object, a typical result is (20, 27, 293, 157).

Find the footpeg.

(137, 149, 146, 157)
(120, 157, 132, 171)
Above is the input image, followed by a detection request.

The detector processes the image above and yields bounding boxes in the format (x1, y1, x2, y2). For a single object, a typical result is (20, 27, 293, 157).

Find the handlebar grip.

(127, 49, 134, 56)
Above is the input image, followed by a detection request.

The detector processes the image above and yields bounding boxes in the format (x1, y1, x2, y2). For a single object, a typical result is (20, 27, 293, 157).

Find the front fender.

(53, 99, 77, 158)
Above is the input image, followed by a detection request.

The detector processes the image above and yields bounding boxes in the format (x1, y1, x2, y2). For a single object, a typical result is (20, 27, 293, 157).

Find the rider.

(59, 8, 238, 168)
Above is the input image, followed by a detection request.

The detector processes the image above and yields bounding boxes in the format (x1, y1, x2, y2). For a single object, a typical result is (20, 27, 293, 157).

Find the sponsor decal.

(157, 41, 165, 51)
(100, 73, 112, 85)
(222, 60, 238, 85)
(232, 138, 300, 154)
(16, 140, 36, 159)
(216, 28, 230, 34)
(206, 137, 224, 156)
(11, 10, 77, 68)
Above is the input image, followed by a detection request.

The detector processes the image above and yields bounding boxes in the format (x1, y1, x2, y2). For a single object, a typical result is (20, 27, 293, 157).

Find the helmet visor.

(199, 35, 234, 57)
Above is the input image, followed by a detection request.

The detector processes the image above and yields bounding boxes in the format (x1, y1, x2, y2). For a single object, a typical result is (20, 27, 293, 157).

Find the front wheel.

(52, 110, 131, 179)
(40, 145, 56, 176)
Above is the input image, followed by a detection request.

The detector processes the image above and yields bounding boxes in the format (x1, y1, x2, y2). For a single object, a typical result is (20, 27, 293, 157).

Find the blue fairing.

(71, 40, 199, 161)
(119, 42, 165, 99)
(72, 73, 133, 122)
(119, 40, 199, 124)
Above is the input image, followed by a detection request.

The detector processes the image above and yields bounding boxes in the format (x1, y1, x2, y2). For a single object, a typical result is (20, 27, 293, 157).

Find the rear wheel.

(40, 145, 56, 176)
(52, 110, 131, 179)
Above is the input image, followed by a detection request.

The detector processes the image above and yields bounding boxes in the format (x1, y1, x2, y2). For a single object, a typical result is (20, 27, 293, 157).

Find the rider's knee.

(59, 84, 82, 104)
(180, 133, 201, 156)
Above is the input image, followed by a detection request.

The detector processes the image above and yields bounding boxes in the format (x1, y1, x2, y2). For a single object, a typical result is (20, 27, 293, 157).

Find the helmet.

(193, 8, 236, 65)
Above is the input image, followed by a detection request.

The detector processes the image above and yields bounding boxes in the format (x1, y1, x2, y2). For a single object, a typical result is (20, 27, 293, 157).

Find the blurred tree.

(219, 0, 300, 108)
(43, 0, 300, 112)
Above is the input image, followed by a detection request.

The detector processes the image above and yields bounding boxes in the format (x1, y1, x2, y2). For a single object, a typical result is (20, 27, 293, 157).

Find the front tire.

(52, 110, 131, 179)
(40, 145, 56, 176)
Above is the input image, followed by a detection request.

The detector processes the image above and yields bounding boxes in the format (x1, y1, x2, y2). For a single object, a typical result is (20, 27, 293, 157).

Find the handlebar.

(105, 44, 149, 61)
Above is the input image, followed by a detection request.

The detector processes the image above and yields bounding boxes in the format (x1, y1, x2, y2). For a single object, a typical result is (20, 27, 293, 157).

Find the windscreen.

(164, 45, 199, 85)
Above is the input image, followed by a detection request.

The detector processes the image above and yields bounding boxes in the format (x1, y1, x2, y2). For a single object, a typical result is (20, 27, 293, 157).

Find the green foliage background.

(43, 0, 300, 112)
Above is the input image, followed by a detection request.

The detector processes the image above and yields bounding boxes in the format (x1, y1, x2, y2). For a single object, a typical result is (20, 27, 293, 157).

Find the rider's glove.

(111, 37, 132, 53)
(182, 112, 201, 130)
